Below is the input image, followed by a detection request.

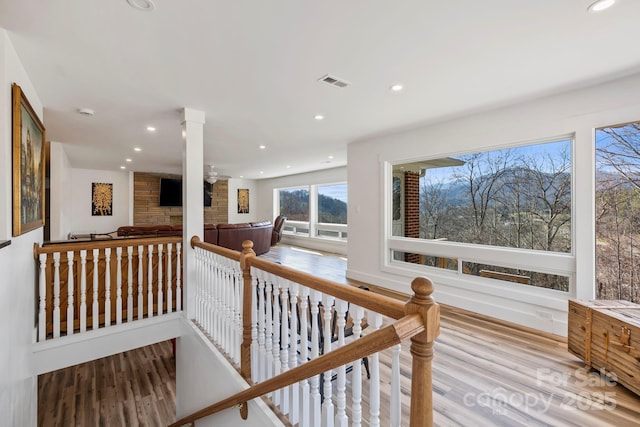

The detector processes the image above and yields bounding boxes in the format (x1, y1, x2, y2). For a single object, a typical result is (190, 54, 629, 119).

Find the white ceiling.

(1, 0, 639, 179)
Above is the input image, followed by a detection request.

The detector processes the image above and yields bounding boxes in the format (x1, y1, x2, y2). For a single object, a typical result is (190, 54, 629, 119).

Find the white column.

(182, 108, 205, 319)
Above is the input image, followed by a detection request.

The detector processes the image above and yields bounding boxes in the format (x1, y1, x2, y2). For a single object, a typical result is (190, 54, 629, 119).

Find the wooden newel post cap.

(242, 240, 254, 252)
(411, 277, 434, 303)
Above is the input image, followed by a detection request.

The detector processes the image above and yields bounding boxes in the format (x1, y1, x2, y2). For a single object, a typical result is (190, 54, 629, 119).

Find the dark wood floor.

(38, 243, 640, 426)
(38, 341, 175, 426)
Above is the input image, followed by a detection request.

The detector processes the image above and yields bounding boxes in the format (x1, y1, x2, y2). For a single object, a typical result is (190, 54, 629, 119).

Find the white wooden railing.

(187, 236, 439, 427)
(34, 236, 182, 342)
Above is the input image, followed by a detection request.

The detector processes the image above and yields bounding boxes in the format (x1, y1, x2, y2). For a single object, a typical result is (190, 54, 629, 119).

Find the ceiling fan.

(205, 164, 231, 185)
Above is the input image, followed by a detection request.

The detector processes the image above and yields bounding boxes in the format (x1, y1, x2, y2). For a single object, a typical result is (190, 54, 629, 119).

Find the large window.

(392, 139, 572, 252)
(596, 122, 640, 302)
(277, 183, 348, 241)
(390, 138, 573, 291)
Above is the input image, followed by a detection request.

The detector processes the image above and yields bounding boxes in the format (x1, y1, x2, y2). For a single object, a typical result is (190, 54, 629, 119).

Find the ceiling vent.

(318, 74, 350, 88)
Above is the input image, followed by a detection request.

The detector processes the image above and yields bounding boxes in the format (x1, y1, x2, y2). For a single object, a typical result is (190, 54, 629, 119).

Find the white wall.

(0, 28, 41, 427)
(348, 72, 640, 336)
(68, 168, 130, 236)
(227, 178, 258, 223)
(257, 167, 348, 254)
(176, 324, 284, 427)
(49, 141, 73, 240)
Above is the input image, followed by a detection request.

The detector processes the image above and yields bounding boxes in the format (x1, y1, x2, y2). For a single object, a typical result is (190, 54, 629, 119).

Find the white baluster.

(208, 250, 215, 337)
(334, 299, 348, 427)
(256, 269, 267, 383)
(321, 294, 335, 427)
(137, 245, 144, 320)
(116, 247, 123, 324)
(79, 250, 87, 332)
(235, 266, 243, 366)
(92, 249, 99, 330)
(166, 243, 173, 313)
(250, 270, 259, 384)
(350, 304, 365, 427)
(299, 286, 311, 427)
(38, 253, 47, 342)
(127, 246, 133, 322)
(391, 343, 402, 427)
(53, 252, 61, 338)
(66, 251, 75, 336)
(289, 282, 300, 424)
(368, 312, 383, 427)
(272, 277, 282, 406)
(176, 242, 182, 311)
(265, 274, 274, 383)
(309, 290, 322, 427)
(279, 278, 290, 415)
(147, 244, 153, 318)
(104, 248, 111, 327)
(157, 244, 163, 316)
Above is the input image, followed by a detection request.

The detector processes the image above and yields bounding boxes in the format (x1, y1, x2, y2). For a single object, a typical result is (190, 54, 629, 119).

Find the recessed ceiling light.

(125, 158, 132, 162)
(260, 171, 264, 175)
(286, 165, 291, 169)
(390, 84, 404, 92)
(127, 0, 155, 11)
(120, 166, 126, 170)
(259, 145, 266, 150)
(146, 126, 156, 132)
(134, 147, 142, 152)
(314, 115, 324, 120)
(588, 0, 615, 12)
(239, 175, 244, 178)
(328, 155, 334, 160)
(77, 108, 95, 116)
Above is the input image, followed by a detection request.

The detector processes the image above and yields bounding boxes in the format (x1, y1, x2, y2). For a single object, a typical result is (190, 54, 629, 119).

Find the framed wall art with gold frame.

(12, 83, 46, 236)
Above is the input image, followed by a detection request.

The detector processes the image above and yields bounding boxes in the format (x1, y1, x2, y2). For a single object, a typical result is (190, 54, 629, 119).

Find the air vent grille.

(318, 74, 350, 88)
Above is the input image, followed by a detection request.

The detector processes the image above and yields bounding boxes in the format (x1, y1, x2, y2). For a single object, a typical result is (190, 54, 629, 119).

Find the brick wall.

(404, 171, 421, 264)
(133, 172, 228, 226)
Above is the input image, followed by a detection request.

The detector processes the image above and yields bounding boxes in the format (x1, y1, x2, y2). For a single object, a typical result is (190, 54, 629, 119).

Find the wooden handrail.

(169, 312, 425, 427)
(190, 235, 405, 319)
(34, 235, 183, 257)
(248, 256, 405, 319)
(190, 236, 241, 262)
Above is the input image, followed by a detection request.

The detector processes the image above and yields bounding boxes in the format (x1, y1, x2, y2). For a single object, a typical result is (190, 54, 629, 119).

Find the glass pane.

(595, 122, 640, 302)
(317, 183, 348, 224)
(279, 188, 309, 221)
(392, 139, 572, 253)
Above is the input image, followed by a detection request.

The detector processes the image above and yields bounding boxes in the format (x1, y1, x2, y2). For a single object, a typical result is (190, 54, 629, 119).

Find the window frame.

(382, 135, 576, 296)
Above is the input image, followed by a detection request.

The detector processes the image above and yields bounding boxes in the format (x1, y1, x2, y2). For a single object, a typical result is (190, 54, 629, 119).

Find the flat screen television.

(159, 178, 212, 207)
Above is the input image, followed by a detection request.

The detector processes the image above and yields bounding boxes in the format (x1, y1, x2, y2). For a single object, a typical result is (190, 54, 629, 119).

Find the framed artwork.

(12, 83, 46, 236)
(238, 188, 249, 214)
(92, 183, 113, 216)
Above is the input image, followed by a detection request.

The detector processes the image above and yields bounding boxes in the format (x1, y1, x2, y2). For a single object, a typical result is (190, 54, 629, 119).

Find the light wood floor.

(39, 243, 640, 426)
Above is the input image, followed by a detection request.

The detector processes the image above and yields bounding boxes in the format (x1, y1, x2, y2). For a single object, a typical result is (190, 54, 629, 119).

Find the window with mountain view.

(278, 188, 309, 221)
(277, 183, 348, 240)
(317, 184, 347, 224)
(391, 138, 572, 291)
(596, 121, 640, 303)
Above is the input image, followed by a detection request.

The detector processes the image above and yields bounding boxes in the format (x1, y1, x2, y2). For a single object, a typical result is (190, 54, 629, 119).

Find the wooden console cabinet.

(568, 299, 640, 396)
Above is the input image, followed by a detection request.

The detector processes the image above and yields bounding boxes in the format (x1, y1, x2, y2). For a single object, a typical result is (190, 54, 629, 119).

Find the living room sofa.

(116, 221, 273, 255)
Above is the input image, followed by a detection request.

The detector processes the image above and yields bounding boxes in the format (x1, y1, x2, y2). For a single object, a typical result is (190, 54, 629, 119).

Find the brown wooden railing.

(34, 236, 183, 341)
(173, 236, 440, 427)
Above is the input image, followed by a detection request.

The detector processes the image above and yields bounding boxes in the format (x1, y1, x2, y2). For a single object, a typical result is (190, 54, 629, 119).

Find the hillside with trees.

(596, 122, 640, 302)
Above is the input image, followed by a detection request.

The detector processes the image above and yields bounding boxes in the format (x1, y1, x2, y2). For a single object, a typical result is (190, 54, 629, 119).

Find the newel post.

(240, 240, 256, 383)
(405, 277, 440, 427)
